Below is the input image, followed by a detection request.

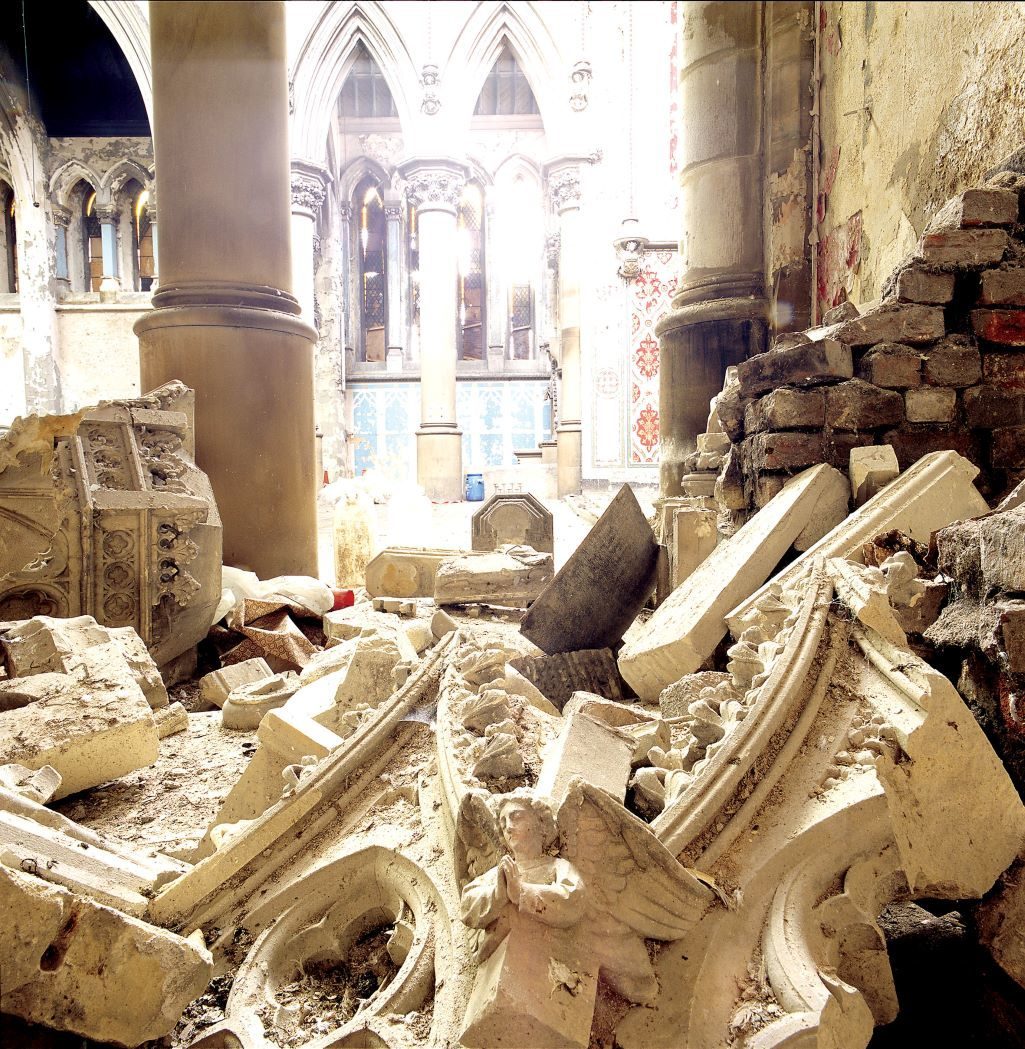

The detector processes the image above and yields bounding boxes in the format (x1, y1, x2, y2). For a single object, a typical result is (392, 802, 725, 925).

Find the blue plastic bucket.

(465, 473, 485, 501)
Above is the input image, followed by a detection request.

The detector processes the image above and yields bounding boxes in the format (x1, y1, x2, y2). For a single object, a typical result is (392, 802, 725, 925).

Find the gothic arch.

(444, 2, 567, 140)
(88, 0, 153, 130)
(99, 158, 154, 201)
(291, 2, 419, 165)
(336, 156, 391, 205)
(49, 160, 103, 210)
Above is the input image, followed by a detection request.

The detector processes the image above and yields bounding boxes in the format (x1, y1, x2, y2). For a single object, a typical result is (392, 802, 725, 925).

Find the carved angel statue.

(457, 778, 719, 1023)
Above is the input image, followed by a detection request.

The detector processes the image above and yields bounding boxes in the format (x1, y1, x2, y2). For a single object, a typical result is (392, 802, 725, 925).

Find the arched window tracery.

(0, 182, 17, 293)
(355, 175, 387, 362)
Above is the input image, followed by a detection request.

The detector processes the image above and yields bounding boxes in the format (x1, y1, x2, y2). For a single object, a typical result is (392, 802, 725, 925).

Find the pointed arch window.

(474, 45, 540, 117)
(458, 182, 486, 361)
(356, 175, 387, 362)
(82, 188, 103, 293)
(339, 41, 398, 120)
(0, 183, 16, 293)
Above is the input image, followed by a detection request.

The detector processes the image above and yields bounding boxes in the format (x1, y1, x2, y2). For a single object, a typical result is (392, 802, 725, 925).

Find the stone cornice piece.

(727, 450, 989, 631)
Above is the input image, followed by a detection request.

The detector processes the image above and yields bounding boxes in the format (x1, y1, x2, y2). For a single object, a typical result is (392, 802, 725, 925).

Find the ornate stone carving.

(357, 133, 404, 169)
(421, 63, 441, 115)
(548, 167, 581, 212)
(0, 382, 222, 667)
(404, 168, 465, 211)
(290, 168, 328, 213)
(545, 231, 561, 265)
(569, 59, 592, 111)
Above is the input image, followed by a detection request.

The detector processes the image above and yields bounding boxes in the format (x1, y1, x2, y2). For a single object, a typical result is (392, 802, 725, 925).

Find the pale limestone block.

(536, 710, 634, 804)
(199, 657, 274, 708)
(332, 491, 376, 588)
(793, 467, 851, 551)
(405, 618, 435, 654)
(826, 559, 907, 646)
(0, 864, 212, 1046)
(905, 386, 957, 423)
(431, 607, 459, 639)
(0, 763, 61, 803)
(849, 445, 900, 506)
(619, 465, 849, 701)
(299, 625, 416, 686)
(0, 647, 158, 800)
(1, 615, 169, 709)
(471, 492, 555, 553)
(222, 671, 300, 731)
(731, 450, 988, 631)
(671, 507, 718, 590)
(154, 701, 189, 739)
(323, 603, 399, 642)
(365, 546, 472, 598)
(435, 547, 554, 607)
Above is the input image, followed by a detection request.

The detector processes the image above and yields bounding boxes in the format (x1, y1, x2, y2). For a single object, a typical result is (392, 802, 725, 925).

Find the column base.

(136, 304, 319, 578)
(556, 423, 582, 497)
(417, 426, 464, 502)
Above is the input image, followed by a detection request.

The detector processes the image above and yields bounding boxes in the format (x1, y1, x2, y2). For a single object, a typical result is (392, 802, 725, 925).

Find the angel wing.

(454, 788, 506, 889)
(557, 777, 720, 941)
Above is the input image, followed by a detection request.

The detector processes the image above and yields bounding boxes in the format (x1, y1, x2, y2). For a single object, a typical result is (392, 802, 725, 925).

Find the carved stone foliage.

(0, 382, 221, 667)
(290, 169, 328, 213)
(403, 168, 465, 211)
(548, 167, 582, 212)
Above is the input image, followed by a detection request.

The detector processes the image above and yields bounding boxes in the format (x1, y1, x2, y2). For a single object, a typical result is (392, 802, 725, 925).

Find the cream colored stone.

(0, 646, 158, 800)
(154, 700, 189, 738)
(671, 507, 718, 590)
(977, 861, 1025, 991)
(536, 710, 635, 804)
(619, 465, 849, 702)
(1, 615, 169, 709)
(222, 671, 300, 730)
(199, 657, 274, 708)
(0, 864, 211, 1045)
(826, 558, 907, 646)
(730, 451, 988, 632)
(0, 763, 61, 803)
(849, 444, 900, 506)
(365, 546, 474, 598)
(435, 546, 554, 607)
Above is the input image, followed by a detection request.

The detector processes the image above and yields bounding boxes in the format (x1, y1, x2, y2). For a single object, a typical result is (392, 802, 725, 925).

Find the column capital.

(398, 157, 469, 214)
(290, 158, 332, 216)
(382, 190, 403, 220)
(94, 205, 118, 224)
(51, 205, 71, 230)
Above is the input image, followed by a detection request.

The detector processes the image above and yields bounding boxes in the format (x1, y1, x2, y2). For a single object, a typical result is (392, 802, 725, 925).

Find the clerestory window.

(339, 42, 398, 120)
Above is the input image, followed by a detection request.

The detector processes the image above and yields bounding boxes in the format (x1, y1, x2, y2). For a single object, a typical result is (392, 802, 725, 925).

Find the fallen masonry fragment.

(434, 544, 553, 607)
(471, 491, 555, 553)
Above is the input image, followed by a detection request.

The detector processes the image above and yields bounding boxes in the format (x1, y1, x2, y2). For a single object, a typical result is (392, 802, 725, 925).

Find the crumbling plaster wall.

(817, 1, 1025, 314)
(55, 304, 144, 409)
(0, 305, 25, 423)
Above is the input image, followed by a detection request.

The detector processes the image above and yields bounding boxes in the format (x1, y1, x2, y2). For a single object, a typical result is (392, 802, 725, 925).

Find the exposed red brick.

(881, 427, 979, 470)
(980, 268, 1025, 307)
(921, 336, 982, 387)
(964, 385, 1025, 429)
(747, 431, 824, 472)
(736, 339, 852, 399)
(825, 380, 904, 431)
(856, 342, 922, 388)
(972, 309, 1025, 347)
(919, 228, 1009, 268)
(983, 353, 1025, 391)
(895, 268, 956, 305)
(831, 303, 945, 347)
(991, 427, 1025, 470)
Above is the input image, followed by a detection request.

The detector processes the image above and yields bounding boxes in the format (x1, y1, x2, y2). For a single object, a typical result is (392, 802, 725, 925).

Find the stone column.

(290, 159, 330, 326)
(147, 199, 159, 290)
(17, 193, 61, 414)
(546, 161, 584, 497)
(136, 1, 319, 577)
(53, 208, 71, 295)
(657, 0, 768, 497)
(398, 158, 467, 502)
(383, 190, 404, 371)
(95, 204, 121, 301)
(484, 196, 505, 370)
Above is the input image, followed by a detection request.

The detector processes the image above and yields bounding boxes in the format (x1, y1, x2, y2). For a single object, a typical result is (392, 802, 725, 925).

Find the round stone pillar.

(399, 158, 467, 502)
(658, 0, 768, 497)
(290, 160, 330, 326)
(136, 1, 319, 577)
(546, 161, 584, 497)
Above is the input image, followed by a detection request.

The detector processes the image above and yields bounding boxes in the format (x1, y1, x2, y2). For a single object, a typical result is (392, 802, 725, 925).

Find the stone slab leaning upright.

(521, 484, 659, 655)
(471, 492, 555, 553)
(136, 1, 318, 577)
(0, 383, 222, 667)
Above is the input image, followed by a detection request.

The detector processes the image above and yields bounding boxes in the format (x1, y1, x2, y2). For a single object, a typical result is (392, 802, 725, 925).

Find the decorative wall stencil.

(457, 381, 549, 471)
(629, 249, 678, 464)
(350, 383, 419, 481)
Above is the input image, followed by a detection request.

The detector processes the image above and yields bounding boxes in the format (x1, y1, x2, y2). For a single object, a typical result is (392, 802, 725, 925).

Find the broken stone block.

(830, 303, 946, 347)
(155, 700, 189, 739)
(894, 268, 956, 305)
(977, 861, 1025, 991)
(826, 558, 907, 646)
(0, 763, 61, 803)
(0, 382, 222, 668)
(199, 657, 274, 709)
(920, 334, 982, 387)
(1, 615, 169, 709)
(893, 578, 949, 637)
(0, 863, 212, 1045)
(905, 386, 957, 423)
(0, 644, 159, 799)
(849, 445, 900, 505)
(822, 300, 860, 324)
(980, 267, 1025, 307)
(435, 545, 553, 607)
(508, 649, 623, 711)
(857, 342, 923, 388)
(793, 469, 851, 551)
(222, 671, 301, 731)
(736, 338, 853, 398)
(535, 709, 634, 805)
(972, 308, 1025, 347)
(927, 187, 1020, 230)
(365, 546, 477, 598)
(471, 492, 554, 553)
(937, 499, 1025, 596)
(671, 507, 717, 590)
(825, 380, 905, 431)
(521, 485, 658, 654)
(744, 387, 825, 431)
(618, 464, 849, 701)
(918, 228, 1010, 268)
(964, 384, 1025, 428)
(730, 451, 989, 630)
(746, 431, 825, 472)
(332, 488, 376, 588)
(432, 607, 459, 640)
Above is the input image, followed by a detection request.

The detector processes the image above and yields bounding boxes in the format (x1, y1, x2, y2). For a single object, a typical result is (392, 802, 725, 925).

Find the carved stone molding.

(93, 205, 117, 225)
(399, 160, 468, 213)
(290, 160, 331, 215)
(421, 63, 441, 116)
(570, 59, 592, 112)
(547, 167, 582, 212)
(51, 207, 71, 230)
